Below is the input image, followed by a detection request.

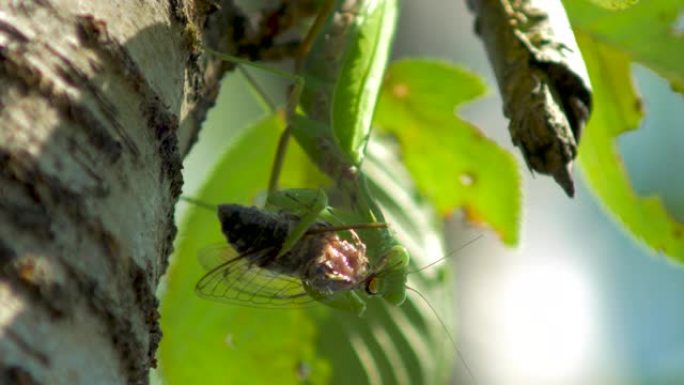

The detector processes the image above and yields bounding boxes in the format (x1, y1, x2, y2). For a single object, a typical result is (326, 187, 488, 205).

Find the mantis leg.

(266, 188, 329, 257)
(201, 49, 303, 193)
(269, 0, 335, 194)
(205, 1, 336, 194)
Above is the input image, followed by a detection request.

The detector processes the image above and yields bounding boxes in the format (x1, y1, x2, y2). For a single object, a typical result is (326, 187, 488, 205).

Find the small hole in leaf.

(225, 334, 235, 349)
(296, 361, 311, 381)
(673, 11, 684, 36)
(459, 173, 475, 186)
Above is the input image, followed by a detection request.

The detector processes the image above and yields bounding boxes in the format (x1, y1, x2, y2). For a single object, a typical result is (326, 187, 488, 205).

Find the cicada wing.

(195, 245, 315, 308)
(197, 244, 238, 271)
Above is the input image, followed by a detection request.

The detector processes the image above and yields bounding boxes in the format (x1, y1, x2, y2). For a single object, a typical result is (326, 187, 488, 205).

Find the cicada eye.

(366, 276, 380, 295)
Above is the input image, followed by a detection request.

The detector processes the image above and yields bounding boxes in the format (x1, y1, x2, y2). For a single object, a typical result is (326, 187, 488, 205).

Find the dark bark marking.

(59, 260, 151, 385)
(0, 150, 56, 240)
(0, 18, 29, 44)
(0, 49, 125, 165)
(5, 329, 51, 368)
(0, 200, 52, 241)
(0, 148, 119, 267)
(2, 366, 40, 385)
(168, 0, 188, 23)
(130, 263, 162, 368)
(0, 238, 17, 267)
(0, 254, 69, 319)
(75, 14, 184, 200)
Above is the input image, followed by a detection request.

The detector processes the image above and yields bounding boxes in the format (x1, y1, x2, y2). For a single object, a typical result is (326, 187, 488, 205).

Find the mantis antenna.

(406, 234, 484, 275)
(405, 285, 478, 385)
(179, 196, 216, 211)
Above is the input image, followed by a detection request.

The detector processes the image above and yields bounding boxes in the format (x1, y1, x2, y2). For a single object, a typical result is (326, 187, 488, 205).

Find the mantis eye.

(366, 276, 380, 295)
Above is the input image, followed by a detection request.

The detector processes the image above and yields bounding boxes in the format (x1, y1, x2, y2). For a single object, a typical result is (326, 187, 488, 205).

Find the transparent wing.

(195, 245, 315, 308)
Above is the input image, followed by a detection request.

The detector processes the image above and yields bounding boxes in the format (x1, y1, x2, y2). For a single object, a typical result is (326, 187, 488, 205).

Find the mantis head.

(365, 245, 410, 306)
(302, 245, 410, 315)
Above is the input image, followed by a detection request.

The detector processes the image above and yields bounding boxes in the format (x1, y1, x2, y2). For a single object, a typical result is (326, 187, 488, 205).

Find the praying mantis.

(196, 0, 412, 316)
(176, 1, 479, 382)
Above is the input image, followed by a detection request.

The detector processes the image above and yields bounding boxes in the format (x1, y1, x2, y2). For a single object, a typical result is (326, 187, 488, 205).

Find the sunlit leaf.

(576, 33, 684, 261)
(565, 0, 684, 92)
(564, 0, 684, 260)
(586, 0, 638, 10)
(374, 59, 521, 245)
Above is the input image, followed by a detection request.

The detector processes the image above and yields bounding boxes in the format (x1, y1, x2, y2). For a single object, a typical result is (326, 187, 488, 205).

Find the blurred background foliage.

(157, 1, 684, 384)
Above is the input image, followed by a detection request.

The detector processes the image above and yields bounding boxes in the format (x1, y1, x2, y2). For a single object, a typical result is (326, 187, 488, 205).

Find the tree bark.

(0, 1, 270, 384)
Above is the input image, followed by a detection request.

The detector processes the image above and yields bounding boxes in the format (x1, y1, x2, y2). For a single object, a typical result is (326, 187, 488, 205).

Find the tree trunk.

(0, 1, 264, 383)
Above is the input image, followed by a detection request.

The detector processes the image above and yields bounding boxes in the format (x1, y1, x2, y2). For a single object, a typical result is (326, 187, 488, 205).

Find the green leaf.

(565, 0, 684, 91)
(374, 59, 521, 245)
(585, 0, 639, 10)
(564, 0, 684, 260)
(576, 32, 684, 260)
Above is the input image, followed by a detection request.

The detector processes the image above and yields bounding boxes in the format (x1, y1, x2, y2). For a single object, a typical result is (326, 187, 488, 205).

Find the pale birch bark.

(0, 1, 268, 384)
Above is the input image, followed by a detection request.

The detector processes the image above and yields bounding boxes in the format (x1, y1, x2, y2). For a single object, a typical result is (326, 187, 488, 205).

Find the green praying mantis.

(195, 0, 412, 316)
(189, 1, 478, 380)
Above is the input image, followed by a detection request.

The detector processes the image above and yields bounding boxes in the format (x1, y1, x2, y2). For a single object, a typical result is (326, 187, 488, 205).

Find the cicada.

(191, 188, 476, 380)
(195, 189, 410, 315)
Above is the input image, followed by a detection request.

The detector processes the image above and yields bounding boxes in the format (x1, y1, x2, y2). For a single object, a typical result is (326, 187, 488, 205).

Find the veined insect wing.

(188, 194, 392, 313)
(194, 226, 377, 314)
(195, 244, 314, 308)
(196, 244, 237, 272)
